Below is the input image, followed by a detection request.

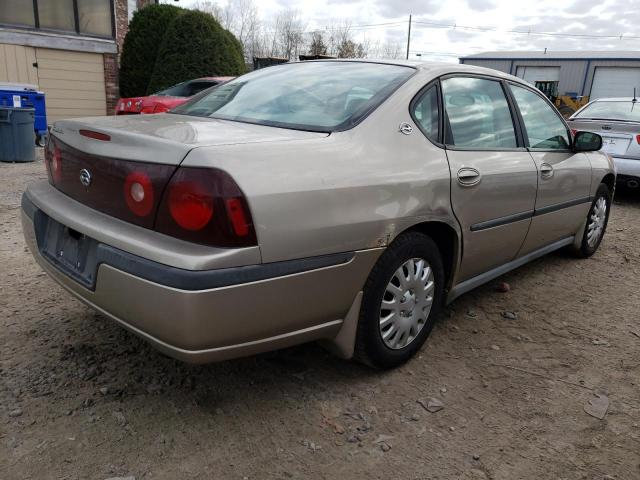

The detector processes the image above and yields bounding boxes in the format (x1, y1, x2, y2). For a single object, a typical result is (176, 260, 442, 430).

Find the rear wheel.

(354, 232, 444, 369)
(574, 183, 611, 257)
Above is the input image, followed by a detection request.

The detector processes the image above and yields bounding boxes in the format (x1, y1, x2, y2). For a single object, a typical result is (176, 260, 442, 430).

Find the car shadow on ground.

(614, 186, 640, 205)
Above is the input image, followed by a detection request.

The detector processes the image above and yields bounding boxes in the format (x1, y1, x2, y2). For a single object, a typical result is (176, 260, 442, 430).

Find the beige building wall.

(0, 44, 106, 123)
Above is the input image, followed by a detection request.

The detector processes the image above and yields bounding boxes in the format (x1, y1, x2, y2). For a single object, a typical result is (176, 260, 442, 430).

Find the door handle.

(457, 167, 481, 186)
(540, 163, 554, 178)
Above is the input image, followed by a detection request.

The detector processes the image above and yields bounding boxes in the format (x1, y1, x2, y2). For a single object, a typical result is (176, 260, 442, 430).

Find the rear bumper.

(612, 156, 640, 179)
(22, 190, 380, 363)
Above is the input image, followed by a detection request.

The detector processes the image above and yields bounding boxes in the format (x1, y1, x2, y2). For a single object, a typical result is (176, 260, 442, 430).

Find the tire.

(354, 231, 445, 369)
(574, 183, 612, 258)
(558, 105, 575, 118)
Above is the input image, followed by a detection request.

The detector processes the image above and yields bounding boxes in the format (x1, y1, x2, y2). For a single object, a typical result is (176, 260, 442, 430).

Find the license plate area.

(34, 211, 99, 289)
(601, 136, 630, 155)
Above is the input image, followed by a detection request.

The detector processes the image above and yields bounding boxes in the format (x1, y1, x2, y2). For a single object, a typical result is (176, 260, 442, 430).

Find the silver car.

(567, 97, 640, 189)
(22, 60, 615, 369)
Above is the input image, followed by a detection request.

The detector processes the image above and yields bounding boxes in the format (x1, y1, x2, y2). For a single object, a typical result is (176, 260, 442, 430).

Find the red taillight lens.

(636, 134, 640, 145)
(123, 171, 154, 217)
(156, 167, 257, 247)
(167, 179, 214, 231)
(153, 103, 169, 113)
(226, 198, 249, 236)
(45, 138, 62, 184)
(79, 129, 111, 141)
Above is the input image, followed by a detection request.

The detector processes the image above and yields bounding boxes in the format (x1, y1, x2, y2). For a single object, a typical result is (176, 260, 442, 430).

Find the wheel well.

(405, 221, 458, 290)
(601, 173, 615, 193)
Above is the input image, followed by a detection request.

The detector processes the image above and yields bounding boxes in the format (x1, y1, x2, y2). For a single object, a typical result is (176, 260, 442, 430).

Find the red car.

(116, 76, 234, 115)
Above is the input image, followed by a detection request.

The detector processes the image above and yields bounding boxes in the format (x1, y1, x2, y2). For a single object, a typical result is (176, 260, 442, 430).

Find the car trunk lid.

(570, 119, 640, 157)
(52, 113, 328, 165)
(46, 114, 327, 231)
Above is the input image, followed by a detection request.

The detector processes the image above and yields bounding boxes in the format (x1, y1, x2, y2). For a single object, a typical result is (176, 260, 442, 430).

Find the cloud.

(374, 0, 442, 18)
(466, 0, 496, 12)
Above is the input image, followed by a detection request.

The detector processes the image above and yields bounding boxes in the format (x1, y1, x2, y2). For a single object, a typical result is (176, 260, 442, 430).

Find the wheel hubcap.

(379, 258, 435, 350)
(586, 196, 607, 248)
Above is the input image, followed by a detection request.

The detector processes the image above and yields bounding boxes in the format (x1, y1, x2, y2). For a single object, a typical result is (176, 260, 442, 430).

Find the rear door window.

(441, 77, 517, 149)
(510, 84, 570, 150)
(411, 85, 439, 142)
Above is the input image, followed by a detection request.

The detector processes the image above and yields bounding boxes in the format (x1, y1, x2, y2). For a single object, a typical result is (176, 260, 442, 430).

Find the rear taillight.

(167, 178, 214, 231)
(153, 104, 170, 113)
(123, 171, 154, 217)
(156, 167, 257, 248)
(46, 137, 256, 248)
(45, 138, 62, 184)
(636, 134, 640, 145)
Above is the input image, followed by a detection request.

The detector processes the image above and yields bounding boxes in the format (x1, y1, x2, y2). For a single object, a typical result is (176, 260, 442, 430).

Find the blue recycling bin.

(0, 84, 47, 146)
(0, 107, 36, 162)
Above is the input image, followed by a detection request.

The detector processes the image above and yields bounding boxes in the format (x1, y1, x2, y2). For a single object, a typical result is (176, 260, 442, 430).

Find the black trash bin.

(0, 107, 35, 162)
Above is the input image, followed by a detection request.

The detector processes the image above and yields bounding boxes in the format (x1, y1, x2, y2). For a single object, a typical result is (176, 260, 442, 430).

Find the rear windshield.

(575, 101, 640, 122)
(171, 61, 415, 132)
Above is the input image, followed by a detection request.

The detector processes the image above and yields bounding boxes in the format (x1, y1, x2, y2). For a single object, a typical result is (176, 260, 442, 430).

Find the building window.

(38, 0, 76, 32)
(0, 0, 115, 39)
(78, 0, 113, 36)
(0, 0, 36, 27)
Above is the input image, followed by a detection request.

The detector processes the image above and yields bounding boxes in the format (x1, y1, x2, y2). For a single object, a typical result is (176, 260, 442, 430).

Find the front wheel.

(574, 183, 611, 257)
(354, 232, 444, 369)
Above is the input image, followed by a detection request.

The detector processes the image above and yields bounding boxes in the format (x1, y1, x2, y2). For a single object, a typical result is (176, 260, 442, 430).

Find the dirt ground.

(1, 153, 640, 480)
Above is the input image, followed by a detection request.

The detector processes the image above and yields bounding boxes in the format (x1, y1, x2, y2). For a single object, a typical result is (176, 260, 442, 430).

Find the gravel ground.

(1, 153, 640, 480)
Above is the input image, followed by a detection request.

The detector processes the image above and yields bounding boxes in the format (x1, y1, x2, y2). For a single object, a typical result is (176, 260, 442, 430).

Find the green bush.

(119, 4, 184, 97)
(146, 10, 246, 94)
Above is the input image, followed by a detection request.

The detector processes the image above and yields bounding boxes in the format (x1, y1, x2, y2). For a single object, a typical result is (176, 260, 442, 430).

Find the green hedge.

(146, 10, 246, 94)
(118, 4, 184, 98)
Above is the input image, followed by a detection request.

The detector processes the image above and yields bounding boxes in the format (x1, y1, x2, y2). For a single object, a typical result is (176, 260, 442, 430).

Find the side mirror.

(573, 131, 602, 152)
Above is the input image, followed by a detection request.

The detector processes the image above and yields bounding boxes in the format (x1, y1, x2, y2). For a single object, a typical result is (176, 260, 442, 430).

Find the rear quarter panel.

(586, 150, 616, 195)
(182, 72, 458, 263)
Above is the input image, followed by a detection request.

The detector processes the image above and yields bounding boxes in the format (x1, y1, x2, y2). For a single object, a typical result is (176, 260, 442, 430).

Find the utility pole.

(406, 14, 412, 60)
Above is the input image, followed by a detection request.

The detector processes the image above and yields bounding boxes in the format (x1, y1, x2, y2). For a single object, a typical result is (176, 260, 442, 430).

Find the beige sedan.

(22, 60, 614, 368)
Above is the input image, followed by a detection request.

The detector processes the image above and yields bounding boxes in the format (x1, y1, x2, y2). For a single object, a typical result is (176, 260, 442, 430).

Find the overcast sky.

(176, 0, 640, 62)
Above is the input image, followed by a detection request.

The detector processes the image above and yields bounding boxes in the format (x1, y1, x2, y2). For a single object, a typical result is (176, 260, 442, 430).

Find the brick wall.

(103, 0, 129, 114)
(104, 54, 119, 114)
(115, 0, 129, 54)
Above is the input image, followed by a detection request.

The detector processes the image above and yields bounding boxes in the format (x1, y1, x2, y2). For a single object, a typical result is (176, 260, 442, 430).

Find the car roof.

(298, 58, 526, 84)
(590, 97, 639, 102)
(193, 76, 235, 82)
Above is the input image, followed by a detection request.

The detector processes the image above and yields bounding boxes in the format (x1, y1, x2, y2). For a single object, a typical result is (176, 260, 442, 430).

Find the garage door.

(515, 66, 560, 83)
(590, 67, 640, 100)
(35, 48, 106, 123)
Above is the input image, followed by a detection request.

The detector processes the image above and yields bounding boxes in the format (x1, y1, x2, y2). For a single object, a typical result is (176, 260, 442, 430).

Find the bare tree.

(377, 41, 403, 59)
(269, 10, 306, 60)
(308, 31, 328, 56)
(192, 0, 260, 62)
(190, 1, 223, 22)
